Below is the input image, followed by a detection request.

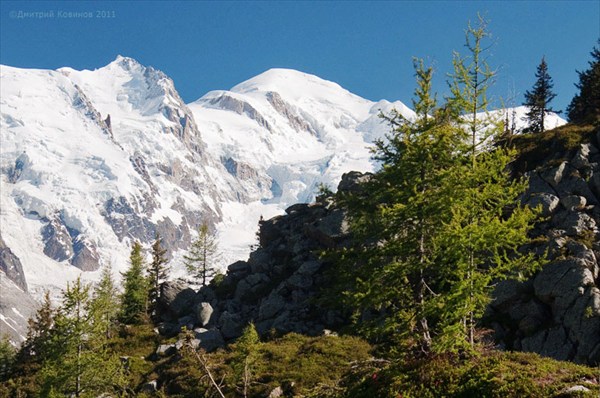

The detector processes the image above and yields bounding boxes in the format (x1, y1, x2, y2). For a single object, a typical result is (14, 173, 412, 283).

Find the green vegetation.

(523, 57, 558, 134)
(120, 241, 149, 325)
(184, 222, 220, 287)
(159, 332, 373, 397)
(334, 16, 543, 355)
(147, 233, 169, 321)
(567, 40, 600, 125)
(338, 350, 600, 398)
(511, 123, 597, 173)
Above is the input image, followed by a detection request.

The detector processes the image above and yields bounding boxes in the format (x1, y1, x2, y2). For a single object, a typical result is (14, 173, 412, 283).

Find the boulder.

(560, 195, 587, 211)
(194, 328, 225, 352)
(527, 193, 560, 215)
(197, 302, 214, 326)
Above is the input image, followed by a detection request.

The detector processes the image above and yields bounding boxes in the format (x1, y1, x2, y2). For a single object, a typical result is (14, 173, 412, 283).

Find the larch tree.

(440, 16, 542, 350)
(337, 58, 465, 353)
(119, 241, 148, 324)
(40, 277, 119, 397)
(567, 40, 600, 125)
(337, 16, 542, 355)
(522, 57, 557, 133)
(147, 233, 168, 320)
(91, 265, 119, 340)
(184, 223, 220, 287)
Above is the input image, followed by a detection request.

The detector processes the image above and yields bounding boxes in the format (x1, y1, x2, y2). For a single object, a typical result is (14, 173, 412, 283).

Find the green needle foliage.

(120, 241, 149, 325)
(522, 57, 557, 133)
(147, 233, 169, 320)
(184, 222, 220, 287)
(337, 17, 543, 355)
(40, 277, 122, 397)
(91, 265, 119, 340)
(567, 39, 600, 125)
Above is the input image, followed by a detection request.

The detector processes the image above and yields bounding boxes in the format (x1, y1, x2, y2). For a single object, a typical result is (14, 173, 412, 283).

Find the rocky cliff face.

(154, 173, 363, 351)
(489, 128, 600, 365)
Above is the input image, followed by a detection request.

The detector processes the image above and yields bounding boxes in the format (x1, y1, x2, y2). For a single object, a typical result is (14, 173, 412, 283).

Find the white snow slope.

(0, 57, 565, 343)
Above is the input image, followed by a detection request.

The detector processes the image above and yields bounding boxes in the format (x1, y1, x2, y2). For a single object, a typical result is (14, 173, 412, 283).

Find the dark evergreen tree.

(119, 241, 148, 324)
(567, 40, 600, 125)
(522, 57, 557, 133)
(20, 290, 54, 362)
(0, 336, 16, 382)
(184, 223, 220, 287)
(147, 233, 168, 320)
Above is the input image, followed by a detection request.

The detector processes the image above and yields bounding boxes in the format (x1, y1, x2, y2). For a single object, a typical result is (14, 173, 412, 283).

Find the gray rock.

(228, 260, 250, 275)
(287, 273, 313, 290)
(560, 195, 587, 211)
(268, 386, 284, 398)
(259, 293, 286, 320)
(559, 385, 590, 394)
(0, 234, 27, 291)
(527, 193, 560, 215)
(338, 171, 372, 193)
(197, 302, 214, 326)
(541, 162, 567, 187)
(571, 144, 595, 170)
(0, 276, 38, 345)
(141, 380, 158, 393)
(298, 260, 321, 276)
(219, 311, 243, 340)
(553, 212, 596, 236)
(42, 216, 73, 262)
(194, 328, 225, 352)
(156, 344, 176, 357)
(158, 281, 196, 321)
(71, 237, 100, 271)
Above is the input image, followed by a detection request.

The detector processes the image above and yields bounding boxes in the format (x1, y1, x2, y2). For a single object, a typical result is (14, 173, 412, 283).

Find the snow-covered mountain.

(0, 56, 566, 344)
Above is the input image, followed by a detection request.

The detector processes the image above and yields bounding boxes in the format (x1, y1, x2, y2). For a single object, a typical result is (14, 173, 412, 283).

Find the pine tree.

(20, 290, 54, 362)
(0, 336, 16, 381)
(184, 223, 220, 287)
(567, 40, 600, 125)
(147, 233, 168, 320)
(522, 57, 557, 133)
(119, 241, 148, 324)
(91, 265, 119, 340)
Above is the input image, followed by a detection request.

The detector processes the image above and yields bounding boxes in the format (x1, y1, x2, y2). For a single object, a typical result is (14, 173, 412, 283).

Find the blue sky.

(1, 1, 598, 113)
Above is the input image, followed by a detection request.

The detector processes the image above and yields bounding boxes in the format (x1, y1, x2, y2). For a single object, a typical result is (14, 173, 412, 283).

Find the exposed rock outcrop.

(0, 234, 27, 292)
(489, 131, 600, 365)
(155, 173, 368, 351)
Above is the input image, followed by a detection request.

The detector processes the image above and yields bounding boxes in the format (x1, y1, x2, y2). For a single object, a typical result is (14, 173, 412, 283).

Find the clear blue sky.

(1, 1, 598, 113)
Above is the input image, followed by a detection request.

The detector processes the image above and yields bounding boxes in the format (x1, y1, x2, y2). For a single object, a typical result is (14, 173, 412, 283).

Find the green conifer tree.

(338, 59, 464, 352)
(40, 277, 119, 397)
(338, 17, 542, 355)
(523, 57, 557, 133)
(91, 265, 119, 340)
(119, 241, 148, 324)
(232, 323, 260, 398)
(147, 233, 168, 320)
(184, 223, 220, 287)
(441, 16, 542, 350)
(567, 40, 600, 124)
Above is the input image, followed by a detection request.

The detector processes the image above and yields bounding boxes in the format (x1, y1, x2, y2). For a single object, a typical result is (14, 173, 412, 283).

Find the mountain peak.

(110, 55, 142, 71)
